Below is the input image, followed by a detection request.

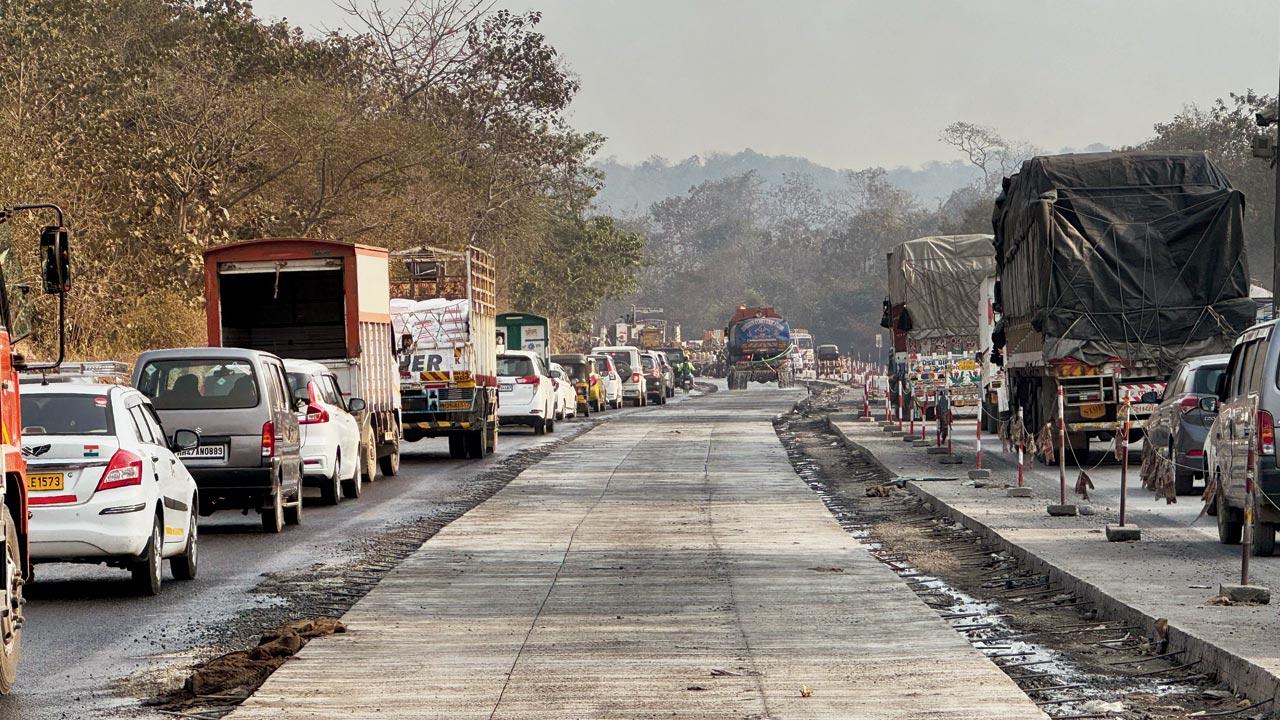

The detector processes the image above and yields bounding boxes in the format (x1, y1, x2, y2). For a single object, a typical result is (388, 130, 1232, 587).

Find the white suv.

(21, 379, 201, 595)
(284, 359, 366, 505)
(592, 346, 647, 406)
(498, 351, 556, 434)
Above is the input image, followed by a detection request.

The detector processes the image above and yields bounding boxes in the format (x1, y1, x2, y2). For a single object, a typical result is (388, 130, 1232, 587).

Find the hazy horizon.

(253, 0, 1280, 171)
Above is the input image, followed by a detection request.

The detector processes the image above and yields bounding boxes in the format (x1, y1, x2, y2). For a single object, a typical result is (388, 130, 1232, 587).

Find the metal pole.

(1057, 385, 1067, 506)
(1273, 66, 1280, 296)
(976, 408, 982, 469)
(947, 407, 953, 456)
(1017, 407, 1025, 488)
(1119, 403, 1129, 527)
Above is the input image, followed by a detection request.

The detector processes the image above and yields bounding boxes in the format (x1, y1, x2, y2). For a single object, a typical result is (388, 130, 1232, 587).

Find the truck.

(977, 274, 1008, 434)
(724, 306, 794, 390)
(882, 235, 996, 421)
(204, 238, 402, 478)
(992, 151, 1255, 459)
(815, 344, 841, 378)
(496, 312, 550, 364)
(635, 325, 664, 350)
(0, 204, 73, 694)
(392, 246, 498, 459)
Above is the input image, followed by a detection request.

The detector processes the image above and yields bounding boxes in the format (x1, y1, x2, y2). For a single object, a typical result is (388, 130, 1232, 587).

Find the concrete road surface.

(228, 384, 1046, 719)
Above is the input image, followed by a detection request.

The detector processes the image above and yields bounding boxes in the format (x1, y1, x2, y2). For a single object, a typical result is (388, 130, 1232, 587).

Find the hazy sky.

(254, 0, 1280, 170)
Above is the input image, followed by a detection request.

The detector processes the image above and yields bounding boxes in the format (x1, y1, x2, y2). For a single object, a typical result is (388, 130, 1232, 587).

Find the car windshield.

(1191, 365, 1227, 394)
(138, 359, 260, 410)
(603, 351, 631, 373)
(21, 393, 114, 436)
(498, 356, 535, 377)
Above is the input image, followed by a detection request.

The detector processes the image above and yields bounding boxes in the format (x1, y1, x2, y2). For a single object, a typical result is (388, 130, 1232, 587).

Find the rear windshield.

(603, 351, 632, 372)
(21, 393, 114, 436)
(559, 362, 587, 381)
(138, 359, 260, 410)
(1191, 365, 1227, 395)
(498, 356, 535, 377)
(641, 355, 656, 370)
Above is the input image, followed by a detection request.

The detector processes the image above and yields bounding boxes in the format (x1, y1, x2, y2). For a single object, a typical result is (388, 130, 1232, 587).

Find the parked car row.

(590, 346, 675, 406)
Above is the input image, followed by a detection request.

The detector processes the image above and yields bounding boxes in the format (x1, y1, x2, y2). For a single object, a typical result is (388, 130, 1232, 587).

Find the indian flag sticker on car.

(83, 445, 100, 458)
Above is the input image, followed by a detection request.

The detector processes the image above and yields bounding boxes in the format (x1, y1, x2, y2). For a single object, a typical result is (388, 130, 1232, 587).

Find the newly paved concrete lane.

(0, 408, 626, 720)
(230, 386, 1046, 719)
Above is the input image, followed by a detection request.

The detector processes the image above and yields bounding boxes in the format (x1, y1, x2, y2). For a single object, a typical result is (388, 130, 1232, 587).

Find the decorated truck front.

(725, 306, 794, 389)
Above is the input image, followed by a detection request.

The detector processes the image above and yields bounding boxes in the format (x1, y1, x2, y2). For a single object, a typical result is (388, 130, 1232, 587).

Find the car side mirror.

(1140, 390, 1160, 404)
(1199, 396, 1219, 414)
(39, 224, 71, 294)
(171, 428, 199, 452)
(347, 397, 366, 413)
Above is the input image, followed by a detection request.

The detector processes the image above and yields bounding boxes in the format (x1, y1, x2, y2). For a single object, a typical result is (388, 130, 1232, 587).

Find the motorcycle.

(680, 372, 694, 393)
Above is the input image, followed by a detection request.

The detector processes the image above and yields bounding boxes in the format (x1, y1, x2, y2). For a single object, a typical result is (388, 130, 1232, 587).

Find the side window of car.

(1165, 367, 1187, 399)
(265, 363, 287, 410)
(128, 405, 156, 444)
(142, 404, 168, 445)
(1229, 343, 1250, 399)
(320, 376, 342, 405)
(1251, 339, 1272, 395)
(1223, 345, 1243, 400)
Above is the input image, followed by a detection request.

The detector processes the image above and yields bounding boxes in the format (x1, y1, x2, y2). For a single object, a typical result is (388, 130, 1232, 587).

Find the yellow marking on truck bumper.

(410, 421, 473, 430)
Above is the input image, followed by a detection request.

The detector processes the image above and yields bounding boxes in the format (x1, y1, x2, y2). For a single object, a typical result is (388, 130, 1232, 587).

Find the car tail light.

(631, 372, 641, 383)
(1259, 410, 1275, 456)
(1178, 395, 1201, 414)
(1187, 449, 1205, 458)
(298, 381, 330, 424)
(262, 420, 276, 458)
(516, 374, 539, 385)
(97, 449, 144, 491)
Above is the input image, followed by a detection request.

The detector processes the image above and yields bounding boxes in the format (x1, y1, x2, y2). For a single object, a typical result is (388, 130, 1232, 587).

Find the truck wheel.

(261, 483, 285, 534)
(361, 427, 379, 484)
(0, 506, 24, 694)
(1217, 488, 1242, 545)
(378, 445, 400, 477)
(486, 422, 497, 454)
(1255, 519, 1277, 557)
(465, 430, 484, 459)
(448, 434, 467, 459)
(130, 515, 163, 596)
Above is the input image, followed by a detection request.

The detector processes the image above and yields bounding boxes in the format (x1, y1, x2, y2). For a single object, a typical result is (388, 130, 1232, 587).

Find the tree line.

(0, 0, 643, 357)
(623, 91, 1277, 353)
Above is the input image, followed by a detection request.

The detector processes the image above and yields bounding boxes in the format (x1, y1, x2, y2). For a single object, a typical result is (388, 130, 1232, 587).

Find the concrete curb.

(828, 418, 1280, 707)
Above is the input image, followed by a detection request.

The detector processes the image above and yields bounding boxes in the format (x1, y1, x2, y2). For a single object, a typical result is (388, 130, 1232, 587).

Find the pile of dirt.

(153, 618, 345, 709)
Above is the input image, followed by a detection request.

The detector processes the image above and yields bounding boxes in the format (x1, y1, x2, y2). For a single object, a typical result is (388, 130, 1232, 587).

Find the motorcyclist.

(677, 359, 696, 389)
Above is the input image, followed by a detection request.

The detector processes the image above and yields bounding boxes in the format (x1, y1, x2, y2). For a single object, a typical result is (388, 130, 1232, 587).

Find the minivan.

(592, 346, 647, 406)
(134, 347, 304, 533)
(1204, 321, 1280, 555)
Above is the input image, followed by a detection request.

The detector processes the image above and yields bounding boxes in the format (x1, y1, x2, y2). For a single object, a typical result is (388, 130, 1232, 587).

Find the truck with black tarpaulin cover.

(991, 151, 1254, 460)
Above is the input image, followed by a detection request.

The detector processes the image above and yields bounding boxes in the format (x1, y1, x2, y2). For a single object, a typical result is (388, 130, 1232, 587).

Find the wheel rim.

(187, 511, 198, 569)
(1, 538, 22, 654)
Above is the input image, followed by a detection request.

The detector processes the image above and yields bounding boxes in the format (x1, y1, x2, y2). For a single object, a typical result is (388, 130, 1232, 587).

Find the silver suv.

(1204, 321, 1280, 555)
(134, 348, 304, 533)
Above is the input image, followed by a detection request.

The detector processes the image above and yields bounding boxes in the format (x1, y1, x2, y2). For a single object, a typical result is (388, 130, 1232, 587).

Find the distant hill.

(593, 145, 1112, 217)
(592, 149, 982, 216)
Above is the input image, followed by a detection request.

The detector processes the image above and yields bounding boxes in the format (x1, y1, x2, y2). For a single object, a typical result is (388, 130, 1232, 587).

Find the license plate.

(1080, 402, 1106, 420)
(498, 383, 513, 392)
(441, 400, 470, 410)
(178, 445, 226, 459)
(27, 473, 64, 492)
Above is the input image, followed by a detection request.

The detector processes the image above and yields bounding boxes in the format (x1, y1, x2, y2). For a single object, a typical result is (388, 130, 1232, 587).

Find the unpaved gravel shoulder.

(776, 385, 1261, 720)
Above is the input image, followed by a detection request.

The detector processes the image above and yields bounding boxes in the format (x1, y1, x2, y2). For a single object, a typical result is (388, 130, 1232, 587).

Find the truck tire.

(465, 429, 485, 459)
(1217, 489, 1242, 545)
(379, 445, 400, 477)
(0, 505, 22, 695)
(1255, 519, 1277, 557)
(448, 434, 467, 459)
(361, 427, 379, 484)
(486, 422, 497, 454)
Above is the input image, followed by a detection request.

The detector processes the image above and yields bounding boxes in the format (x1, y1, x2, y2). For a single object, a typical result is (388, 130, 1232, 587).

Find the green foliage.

(0, 0, 641, 359)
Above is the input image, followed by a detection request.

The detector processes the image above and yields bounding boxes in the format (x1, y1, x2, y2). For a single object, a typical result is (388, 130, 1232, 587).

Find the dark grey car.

(1143, 354, 1227, 495)
(134, 348, 304, 533)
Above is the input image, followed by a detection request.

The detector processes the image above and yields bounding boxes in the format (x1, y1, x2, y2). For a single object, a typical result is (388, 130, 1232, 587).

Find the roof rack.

(19, 361, 131, 386)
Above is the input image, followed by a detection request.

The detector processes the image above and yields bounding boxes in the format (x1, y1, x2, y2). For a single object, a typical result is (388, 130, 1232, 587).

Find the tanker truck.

(724, 306, 794, 390)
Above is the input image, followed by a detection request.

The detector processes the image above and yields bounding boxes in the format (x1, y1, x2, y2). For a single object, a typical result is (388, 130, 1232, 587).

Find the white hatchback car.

(497, 351, 555, 434)
(21, 380, 201, 595)
(591, 354, 624, 409)
(284, 360, 365, 505)
(548, 362, 578, 421)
